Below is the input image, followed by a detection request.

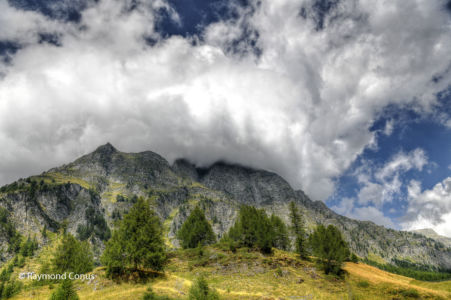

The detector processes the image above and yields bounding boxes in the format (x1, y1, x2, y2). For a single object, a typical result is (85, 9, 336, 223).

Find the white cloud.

(355, 149, 428, 207)
(331, 197, 395, 228)
(402, 178, 451, 238)
(383, 119, 394, 136)
(0, 0, 450, 201)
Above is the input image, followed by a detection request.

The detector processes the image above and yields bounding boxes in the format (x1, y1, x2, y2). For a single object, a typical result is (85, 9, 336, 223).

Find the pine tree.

(49, 278, 79, 300)
(308, 224, 350, 275)
(188, 276, 220, 300)
(177, 206, 216, 249)
(227, 205, 274, 254)
(289, 201, 308, 258)
(101, 197, 166, 276)
(52, 233, 93, 274)
(270, 214, 290, 250)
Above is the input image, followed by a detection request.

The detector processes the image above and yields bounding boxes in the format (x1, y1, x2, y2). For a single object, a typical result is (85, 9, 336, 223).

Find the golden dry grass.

(7, 247, 451, 300)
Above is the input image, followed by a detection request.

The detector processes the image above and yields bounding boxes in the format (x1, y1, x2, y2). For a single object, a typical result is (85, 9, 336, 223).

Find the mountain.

(0, 143, 450, 270)
(412, 229, 451, 248)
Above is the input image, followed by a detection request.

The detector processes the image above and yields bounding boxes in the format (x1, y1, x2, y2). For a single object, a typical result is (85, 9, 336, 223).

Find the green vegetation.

(357, 280, 370, 288)
(102, 197, 166, 277)
(51, 233, 94, 274)
(226, 205, 275, 254)
(188, 276, 220, 300)
(364, 259, 451, 281)
(0, 208, 22, 254)
(20, 236, 39, 257)
(177, 206, 216, 249)
(76, 207, 111, 241)
(308, 224, 350, 275)
(269, 214, 290, 251)
(142, 287, 176, 300)
(49, 279, 79, 300)
(116, 194, 138, 203)
(289, 202, 308, 258)
(1, 280, 23, 299)
(389, 287, 420, 299)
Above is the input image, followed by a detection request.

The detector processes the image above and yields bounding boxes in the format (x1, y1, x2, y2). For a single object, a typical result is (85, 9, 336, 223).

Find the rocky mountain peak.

(93, 142, 117, 155)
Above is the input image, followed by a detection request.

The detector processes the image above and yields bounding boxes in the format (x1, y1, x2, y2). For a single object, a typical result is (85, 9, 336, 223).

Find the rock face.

(0, 143, 450, 269)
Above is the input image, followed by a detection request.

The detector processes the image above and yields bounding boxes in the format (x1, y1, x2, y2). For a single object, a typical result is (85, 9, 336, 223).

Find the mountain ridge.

(0, 143, 450, 270)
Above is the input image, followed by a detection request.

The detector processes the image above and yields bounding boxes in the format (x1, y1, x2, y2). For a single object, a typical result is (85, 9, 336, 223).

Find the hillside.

(0, 143, 450, 270)
(5, 238, 451, 300)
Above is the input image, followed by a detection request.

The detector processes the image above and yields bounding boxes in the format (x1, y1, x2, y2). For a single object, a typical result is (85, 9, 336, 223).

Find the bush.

(49, 279, 79, 300)
(308, 224, 350, 275)
(390, 288, 420, 299)
(142, 287, 174, 300)
(177, 206, 216, 249)
(188, 276, 220, 300)
(2, 280, 23, 299)
(101, 198, 166, 277)
(357, 280, 369, 288)
(350, 253, 359, 263)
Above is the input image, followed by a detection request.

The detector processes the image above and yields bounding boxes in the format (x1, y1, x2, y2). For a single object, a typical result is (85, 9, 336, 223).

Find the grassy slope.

(5, 244, 450, 300)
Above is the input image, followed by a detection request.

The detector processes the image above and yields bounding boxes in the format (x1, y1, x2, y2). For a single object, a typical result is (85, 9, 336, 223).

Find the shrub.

(142, 287, 174, 300)
(2, 280, 23, 299)
(357, 280, 369, 288)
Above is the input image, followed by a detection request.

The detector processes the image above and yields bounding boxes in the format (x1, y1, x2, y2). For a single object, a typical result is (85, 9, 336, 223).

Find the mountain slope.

(0, 143, 450, 269)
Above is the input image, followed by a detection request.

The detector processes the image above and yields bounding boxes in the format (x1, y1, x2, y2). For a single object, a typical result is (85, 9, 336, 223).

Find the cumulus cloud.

(401, 178, 451, 237)
(331, 197, 395, 227)
(353, 149, 428, 207)
(0, 0, 450, 201)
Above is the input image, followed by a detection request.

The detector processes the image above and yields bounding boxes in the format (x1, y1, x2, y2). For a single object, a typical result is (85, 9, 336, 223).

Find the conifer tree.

(308, 224, 350, 275)
(289, 201, 308, 258)
(101, 197, 166, 276)
(227, 205, 274, 254)
(177, 206, 216, 249)
(52, 233, 93, 274)
(270, 214, 290, 250)
(49, 278, 79, 300)
(188, 276, 220, 300)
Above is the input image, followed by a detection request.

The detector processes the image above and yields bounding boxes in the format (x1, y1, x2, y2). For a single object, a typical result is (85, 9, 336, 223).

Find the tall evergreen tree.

(52, 233, 93, 274)
(101, 198, 166, 276)
(270, 214, 290, 251)
(227, 205, 274, 254)
(289, 201, 308, 258)
(177, 206, 216, 249)
(308, 224, 350, 275)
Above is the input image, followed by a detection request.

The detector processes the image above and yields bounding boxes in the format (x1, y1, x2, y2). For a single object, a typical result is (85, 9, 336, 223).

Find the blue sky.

(0, 0, 450, 236)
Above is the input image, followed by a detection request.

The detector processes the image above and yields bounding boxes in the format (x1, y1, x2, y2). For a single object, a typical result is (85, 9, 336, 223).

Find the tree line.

(99, 198, 352, 278)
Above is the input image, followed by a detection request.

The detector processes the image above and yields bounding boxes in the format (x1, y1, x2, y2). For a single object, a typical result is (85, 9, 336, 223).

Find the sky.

(0, 0, 450, 236)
